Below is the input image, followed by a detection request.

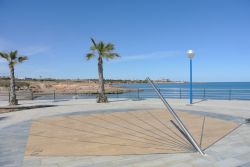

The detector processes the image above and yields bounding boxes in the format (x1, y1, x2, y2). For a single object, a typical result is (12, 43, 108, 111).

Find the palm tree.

(0, 50, 28, 105)
(86, 38, 120, 103)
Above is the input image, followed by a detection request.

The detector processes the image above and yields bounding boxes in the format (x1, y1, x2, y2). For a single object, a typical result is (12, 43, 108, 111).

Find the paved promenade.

(0, 98, 250, 167)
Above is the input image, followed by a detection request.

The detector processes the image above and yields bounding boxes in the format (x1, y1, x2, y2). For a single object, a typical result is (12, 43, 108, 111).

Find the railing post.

(30, 90, 34, 100)
(229, 89, 231, 100)
(75, 89, 78, 99)
(180, 88, 182, 99)
(53, 90, 56, 101)
(116, 88, 119, 98)
(137, 88, 140, 100)
(8, 89, 10, 103)
(203, 88, 206, 99)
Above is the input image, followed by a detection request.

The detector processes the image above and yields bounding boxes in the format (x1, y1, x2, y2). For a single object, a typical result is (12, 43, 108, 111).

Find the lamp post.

(187, 50, 195, 104)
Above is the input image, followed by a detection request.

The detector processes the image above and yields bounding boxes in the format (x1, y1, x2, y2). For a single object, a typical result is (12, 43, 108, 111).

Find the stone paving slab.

(22, 124, 250, 167)
(24, 109, 238, 156)
(0, 99, 249, 167)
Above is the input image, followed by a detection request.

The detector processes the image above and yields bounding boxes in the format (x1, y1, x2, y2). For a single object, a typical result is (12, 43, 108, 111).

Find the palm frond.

(90, 45, 96, 51)
(0, 52, 10, 61)
(86, 39, 120, 61)
(105, 43, 114, 51)
(18, 56, 28, 63)
(10, 50, 18, 60)
(99, 42, 104, 51)
(91, 38, 97, 48)
(86, 53, 96, 60)
(103, 52, 120, 60)
(112, 53, 120, 58)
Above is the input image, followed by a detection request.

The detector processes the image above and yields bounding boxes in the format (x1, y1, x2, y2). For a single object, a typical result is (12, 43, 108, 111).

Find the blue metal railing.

(108, 88, 250, 100)
(1, 88, 250, 101)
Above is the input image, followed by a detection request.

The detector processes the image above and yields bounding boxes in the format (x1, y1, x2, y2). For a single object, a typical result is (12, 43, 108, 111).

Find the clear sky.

(0, 0, 249, 82)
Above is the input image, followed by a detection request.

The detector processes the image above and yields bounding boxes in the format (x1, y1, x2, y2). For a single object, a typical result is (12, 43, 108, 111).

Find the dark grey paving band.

(0, 121, 31, 167)
(178, 109, 245, 123)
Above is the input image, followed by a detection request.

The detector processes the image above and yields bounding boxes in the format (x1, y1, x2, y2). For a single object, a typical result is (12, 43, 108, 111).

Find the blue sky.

(0, 0, 249, 82)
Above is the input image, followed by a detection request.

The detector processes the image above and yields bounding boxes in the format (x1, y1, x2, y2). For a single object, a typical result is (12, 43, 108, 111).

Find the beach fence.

(0, 88, 250, 102)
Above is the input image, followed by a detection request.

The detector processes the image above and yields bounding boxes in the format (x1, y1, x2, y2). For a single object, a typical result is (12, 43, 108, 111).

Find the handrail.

(147, 77, 205, 155)
(129, 88, 250, 91)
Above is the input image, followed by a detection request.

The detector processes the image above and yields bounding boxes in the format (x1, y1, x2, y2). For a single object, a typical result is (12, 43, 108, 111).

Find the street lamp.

(187, 50, 195, 104)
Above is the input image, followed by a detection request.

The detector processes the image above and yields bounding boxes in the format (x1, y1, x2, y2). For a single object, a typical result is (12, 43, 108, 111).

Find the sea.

(115, 82, 250, 89)
(113, 82, 250, 100)
(31, 82, 250, 100)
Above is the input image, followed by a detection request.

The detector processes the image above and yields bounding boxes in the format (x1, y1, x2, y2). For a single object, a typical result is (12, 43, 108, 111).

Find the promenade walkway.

(0, 99, 250, 167)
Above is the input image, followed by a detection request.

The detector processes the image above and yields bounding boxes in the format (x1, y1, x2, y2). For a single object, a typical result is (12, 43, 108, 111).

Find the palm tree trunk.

(9, 65, 17, 105)
(97, 57, 108, 103)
